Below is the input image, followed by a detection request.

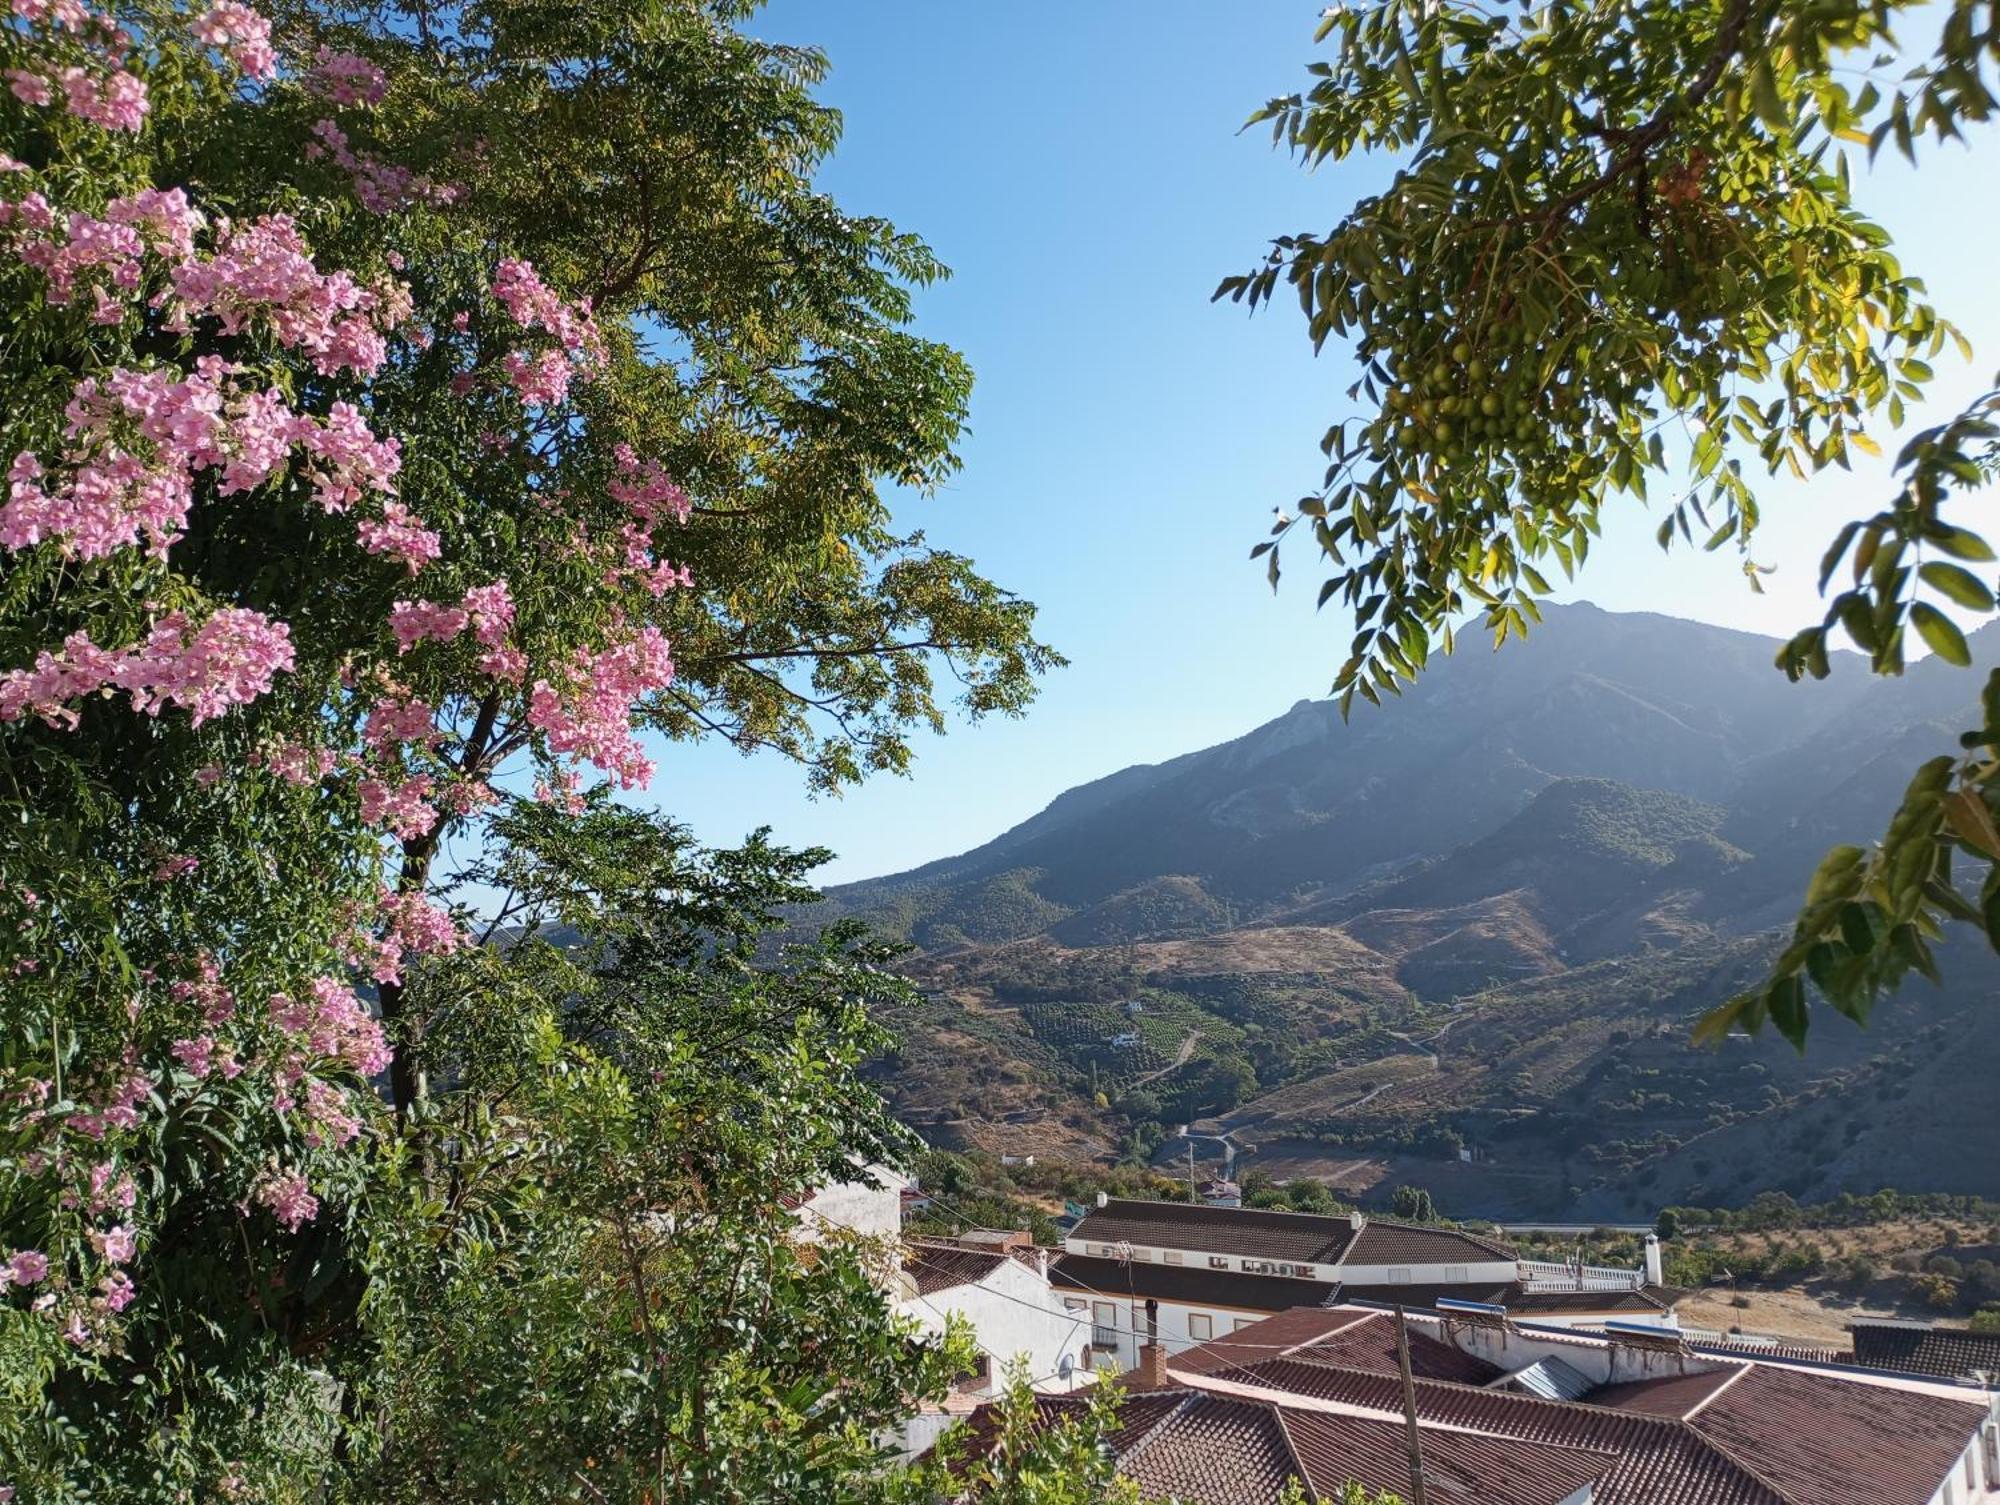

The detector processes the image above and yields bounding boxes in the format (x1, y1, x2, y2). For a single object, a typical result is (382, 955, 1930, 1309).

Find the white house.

(895, 1232, 1093, 1458)
(791, 1162, 903, 1244)
(1054, 1198, 1678, 1372)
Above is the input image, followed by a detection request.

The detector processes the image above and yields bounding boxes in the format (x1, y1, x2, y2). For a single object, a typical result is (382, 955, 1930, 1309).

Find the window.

(1188, 1313, 1214, 1341)
(1163, 1251, 1184, 1265)
(1440, 1266, 1468, 1282)
(1091, 1244, 1112, 1257)
(1209, 1256, 1231, 1269)
(1092, 1301, 1116, 1327)
(1386, 1268, 1412, 1284)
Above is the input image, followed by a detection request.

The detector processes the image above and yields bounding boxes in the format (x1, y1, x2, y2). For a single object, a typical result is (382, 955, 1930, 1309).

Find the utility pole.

(1394, 1306, 1430, 1505)
(1187, 1140, 1197, 1202)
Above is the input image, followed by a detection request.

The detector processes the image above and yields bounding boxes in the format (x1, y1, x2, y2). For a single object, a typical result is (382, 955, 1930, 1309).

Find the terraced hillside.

(839, 605, 2000, 1218)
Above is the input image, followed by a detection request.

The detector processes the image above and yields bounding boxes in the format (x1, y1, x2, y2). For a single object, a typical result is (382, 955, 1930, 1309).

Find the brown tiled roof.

(1588, 1367, 1744, 1417)
(954, 1389, 1613, 1505)
(1345, 1219, 1516, 1264)
(1849, 1319, 2000, 1381)
(1170, 1307, 1501, 1386)
(1065, 1200, 1518, 1269)
(1688, 1363, 1986, 1505)
(1048, 1253, 1342, 1313)
(1690, 1337, 1852, 1365)
(1068, 1199, 1358, 1263)
(1180, 1324, 1990, 1505)
(903, 1242, 1011, 1296)
(1284, 1408, 1614, 1505)
(1186, 1359, 1783, 1504)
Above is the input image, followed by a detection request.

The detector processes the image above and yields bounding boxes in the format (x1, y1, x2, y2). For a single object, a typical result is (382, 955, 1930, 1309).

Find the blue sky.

(638, 1, 2000, 886)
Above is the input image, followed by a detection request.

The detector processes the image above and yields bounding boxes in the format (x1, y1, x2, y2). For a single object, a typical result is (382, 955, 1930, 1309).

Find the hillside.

(833, 603, 2000, 1219)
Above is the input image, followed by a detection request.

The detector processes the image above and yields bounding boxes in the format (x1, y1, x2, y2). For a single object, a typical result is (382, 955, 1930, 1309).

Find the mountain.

(834, 603, 2000, 1219)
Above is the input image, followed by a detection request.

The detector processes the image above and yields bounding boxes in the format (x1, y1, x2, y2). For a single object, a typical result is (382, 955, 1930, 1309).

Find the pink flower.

(57, 66, 148, 132)
(268, 978, 390, 1075)
(6, 69, 51, 107)
(387, 598, 467, 653)
(357, 773, 436, 840)
(355, 500, 439, 574)
(312, 47, 386, 107)
(4, 1250, 49, 1286)
(362, 694, 435, 750)
(191, 2, 275, 80)
(253, 1170, 318, 1232)
(502, 348, 573, 408)
(98, 1271, 136, 1311)
(526, 625, 675, 789)
(171, 1035, 215, 1075)
(379, 886, 461, 959)
(609, 447, 692, 525)
(152, 854, 197, 881)
(90, 1223, 135, 1264)
(461, 580, 514, 646)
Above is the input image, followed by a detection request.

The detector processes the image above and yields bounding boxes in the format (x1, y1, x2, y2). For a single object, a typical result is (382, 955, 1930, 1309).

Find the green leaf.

(1912, 602, 1972, 666)
(1920, 561, 1995, 612)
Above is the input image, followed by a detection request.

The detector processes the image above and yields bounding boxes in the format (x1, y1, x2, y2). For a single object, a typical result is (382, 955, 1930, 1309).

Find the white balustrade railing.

(1516, 1258, 1645, 1292)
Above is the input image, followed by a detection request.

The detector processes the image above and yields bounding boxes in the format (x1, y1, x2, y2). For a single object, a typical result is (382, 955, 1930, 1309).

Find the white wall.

(1067, 1292, 1272, 1370)
(796, 1163, 902, 1243)
(904, 1259, 1090, 1393)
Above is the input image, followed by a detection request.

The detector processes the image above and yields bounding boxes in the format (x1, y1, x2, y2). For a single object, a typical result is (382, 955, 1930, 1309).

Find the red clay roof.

(1849, 1319, 2000, 1381)
(1169, 1307, 1501, 1386)
(957, 1389, 1612, 1505)
(1066, 1199, 1517, 1269)
(1171, 1309, 1990, 1505)
(903, 1242, 1012, 1296)
(1048, 1253, 1342, 1313)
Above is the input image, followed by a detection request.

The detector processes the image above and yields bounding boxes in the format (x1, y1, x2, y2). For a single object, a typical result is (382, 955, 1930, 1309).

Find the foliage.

(901, 1374, 1144, 1505)
(0, 0, 1065, 1496)
(1389, 1184, 1436, 1222)
(1233, 0, 2000, 1041)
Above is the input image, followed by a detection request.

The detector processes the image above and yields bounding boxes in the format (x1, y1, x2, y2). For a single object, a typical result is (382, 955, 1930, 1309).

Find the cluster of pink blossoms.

(253, 737, 337, 786)
(307, 118, 456, 216)
(268, 977, 392, 1077)
(341, 886, 461, 985)
(354, 499, 439, 574)
(5, 0, 150, 134)
(492, 257, 601, 355)
(3, 187, 199, 304)
(388, 579, 520, 676)
(190, 2, 275, 80)
(608, 444, 693, 526)
(165, 214, 410, 380)
(253, 1170, 318, 1232)
(0, 609, 294, 730)
(312, 46, 386, 107)
(501, 347, 574, 408)
(357, 772, 436, 841)
(0, 355, 401, 564)
(526, 625, 675, 789)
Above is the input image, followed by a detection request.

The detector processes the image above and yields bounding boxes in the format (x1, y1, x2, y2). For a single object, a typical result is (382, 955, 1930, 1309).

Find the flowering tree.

(0, 1, 1057, 1495)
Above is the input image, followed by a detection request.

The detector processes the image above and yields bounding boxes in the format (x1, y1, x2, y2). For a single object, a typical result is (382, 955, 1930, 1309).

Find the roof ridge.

(1660, 1414, 1797, 1504)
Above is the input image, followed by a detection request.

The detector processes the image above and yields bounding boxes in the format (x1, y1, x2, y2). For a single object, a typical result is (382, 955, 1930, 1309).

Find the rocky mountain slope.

(831, 604, 2000, 1219)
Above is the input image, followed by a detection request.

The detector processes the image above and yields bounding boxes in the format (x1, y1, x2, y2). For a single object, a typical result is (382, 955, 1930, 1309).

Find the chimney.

(1643, 1233, 1663, 1287)
(1131, 1340, 1172, 1391)
(1037, 1247, 1049, 1281)
(1095, 1191, 1109, 1209)
(1350, 1209, 1367, 1231)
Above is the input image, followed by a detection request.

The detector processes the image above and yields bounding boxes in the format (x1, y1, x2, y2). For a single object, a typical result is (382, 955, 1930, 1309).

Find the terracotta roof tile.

(1048, 1253, 1342, 1312)
(903, 1242, 1011, 1296)
(1170, 1308, 1500, 1385)
(1687, 1362, 1986, 1505)
(1849, 1319, 2000, 1381)
(1068, 1199, 1359, 1263)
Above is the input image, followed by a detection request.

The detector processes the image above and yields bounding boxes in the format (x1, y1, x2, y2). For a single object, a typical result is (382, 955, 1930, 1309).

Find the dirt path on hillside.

(1131, 1030, 1200, 1087)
